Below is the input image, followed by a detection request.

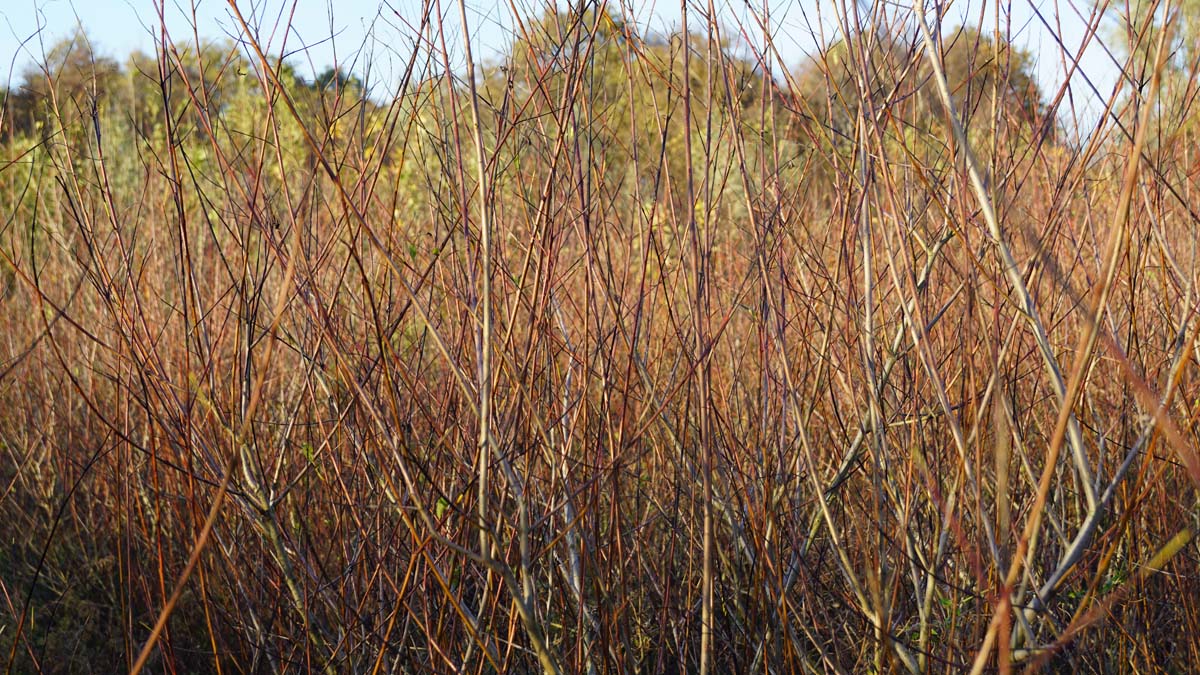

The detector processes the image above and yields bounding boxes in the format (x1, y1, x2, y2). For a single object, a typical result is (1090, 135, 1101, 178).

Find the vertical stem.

(454, 0, 493, 571)
(679, 3, 713, 673)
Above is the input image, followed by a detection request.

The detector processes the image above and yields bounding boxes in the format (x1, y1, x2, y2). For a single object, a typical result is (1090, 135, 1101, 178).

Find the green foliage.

(117, 39, 250, 141)
(1108, 0, 1200, 140)
(311, 66, 365, 96)
(786, 24, 1046, 207)
(481, 7, 775, 222)
(4, 29, 120, 142)
(1113, 0, 1200, 72)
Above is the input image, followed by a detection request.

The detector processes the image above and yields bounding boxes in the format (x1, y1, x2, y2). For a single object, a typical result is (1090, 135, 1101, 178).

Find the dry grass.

(0, 1, 1198, 673)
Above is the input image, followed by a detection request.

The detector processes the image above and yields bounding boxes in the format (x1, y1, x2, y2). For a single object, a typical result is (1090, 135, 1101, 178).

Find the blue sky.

(0, 0, 1124, 129)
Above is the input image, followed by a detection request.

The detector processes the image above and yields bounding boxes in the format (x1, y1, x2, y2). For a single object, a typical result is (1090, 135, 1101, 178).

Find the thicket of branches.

(1, 1, 1198, 673)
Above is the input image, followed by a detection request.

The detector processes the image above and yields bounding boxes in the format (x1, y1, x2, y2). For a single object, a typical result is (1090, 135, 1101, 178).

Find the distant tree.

(791, 29, 912, 142)
(7, 29, 121, 140)
(312, 66, 364, 96)
(1114, 0, 1200, 74)
(791, 24, 1043, 138)
(1108, 0, 1200, 139)
(483, 7, 776, 220)
(787, 23, 1046, 205)
(933, 26, 1043, 123)
(0, 86, 11, 142)
(118, 39, 251, 142)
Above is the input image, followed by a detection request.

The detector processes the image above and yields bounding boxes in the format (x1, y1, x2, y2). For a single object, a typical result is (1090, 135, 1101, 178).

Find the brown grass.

(0, 1, 1198, 673)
